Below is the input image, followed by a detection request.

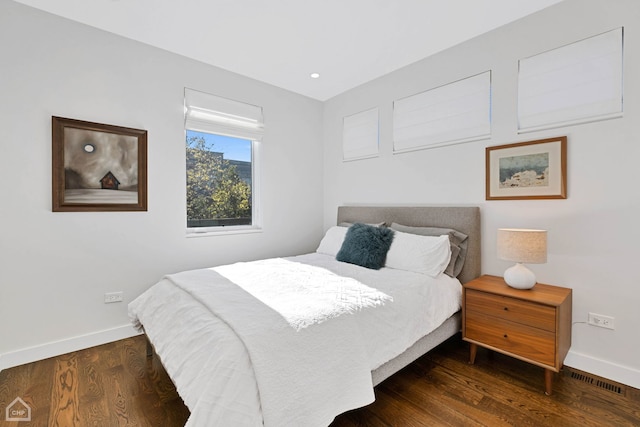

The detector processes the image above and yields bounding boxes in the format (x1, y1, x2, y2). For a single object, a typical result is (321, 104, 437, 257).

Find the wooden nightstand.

(462, 275, 572, 395)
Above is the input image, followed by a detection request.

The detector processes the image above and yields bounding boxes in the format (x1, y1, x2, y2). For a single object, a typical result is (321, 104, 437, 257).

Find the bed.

(129, 205, 480, 427)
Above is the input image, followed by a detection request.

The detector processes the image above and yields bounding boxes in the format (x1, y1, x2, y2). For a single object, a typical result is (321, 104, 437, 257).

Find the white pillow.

(385, 231, 451, 277)
(316, 226, 348, 256)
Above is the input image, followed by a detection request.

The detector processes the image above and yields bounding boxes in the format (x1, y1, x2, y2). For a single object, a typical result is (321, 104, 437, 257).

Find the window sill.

(186, 226, 262, 238)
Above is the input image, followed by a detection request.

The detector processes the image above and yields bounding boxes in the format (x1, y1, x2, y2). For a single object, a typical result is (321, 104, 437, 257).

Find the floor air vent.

(565, 368, 624, 395)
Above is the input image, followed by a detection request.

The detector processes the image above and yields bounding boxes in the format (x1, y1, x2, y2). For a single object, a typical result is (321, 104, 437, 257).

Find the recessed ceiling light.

(310, 73, 320, 79)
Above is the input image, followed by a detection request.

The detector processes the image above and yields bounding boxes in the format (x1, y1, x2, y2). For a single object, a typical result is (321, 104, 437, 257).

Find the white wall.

(323, 0, 640, 388)
(0, 1, 324, 367)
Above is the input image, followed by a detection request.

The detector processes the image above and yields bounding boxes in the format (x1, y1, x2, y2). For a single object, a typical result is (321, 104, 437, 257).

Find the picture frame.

(486, 136, 567, 200)
(52, 116, 148, 212)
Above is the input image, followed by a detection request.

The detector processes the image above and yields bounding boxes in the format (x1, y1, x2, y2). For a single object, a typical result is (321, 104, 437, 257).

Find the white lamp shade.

(497, 229, 547, 264)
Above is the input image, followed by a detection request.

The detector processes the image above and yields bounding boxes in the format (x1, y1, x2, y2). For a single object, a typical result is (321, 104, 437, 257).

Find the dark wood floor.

(1, 334, 638, 426)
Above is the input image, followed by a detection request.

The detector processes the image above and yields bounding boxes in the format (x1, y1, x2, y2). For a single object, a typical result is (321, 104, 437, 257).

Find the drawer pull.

(503, 307, 509, 311)
(503, 334, 508, 338)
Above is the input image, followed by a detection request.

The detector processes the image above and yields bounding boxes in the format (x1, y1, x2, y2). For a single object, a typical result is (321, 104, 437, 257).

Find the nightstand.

(462, 275, 572, 395)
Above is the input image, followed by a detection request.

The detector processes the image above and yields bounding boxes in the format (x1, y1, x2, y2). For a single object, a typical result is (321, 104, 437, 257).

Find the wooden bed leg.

(145, 336, 154, 358)
(469, 343, 477, 364)
(544, 369, 553, 396)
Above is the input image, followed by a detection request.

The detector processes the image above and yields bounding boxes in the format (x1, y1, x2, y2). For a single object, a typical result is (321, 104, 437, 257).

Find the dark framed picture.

(52, 116, 148, 212)
(486, 136, 567, 200)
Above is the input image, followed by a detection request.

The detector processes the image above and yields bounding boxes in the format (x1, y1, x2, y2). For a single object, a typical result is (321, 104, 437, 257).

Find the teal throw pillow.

(336, 223, 395, 270)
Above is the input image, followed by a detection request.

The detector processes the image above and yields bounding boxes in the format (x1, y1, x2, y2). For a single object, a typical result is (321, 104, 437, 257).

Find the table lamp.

(497, 228, 547, 289)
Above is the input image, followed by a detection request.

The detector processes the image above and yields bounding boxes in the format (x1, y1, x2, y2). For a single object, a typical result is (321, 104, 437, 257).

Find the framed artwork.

(52, 116, 148, 212)
(486, 136, 567, 200)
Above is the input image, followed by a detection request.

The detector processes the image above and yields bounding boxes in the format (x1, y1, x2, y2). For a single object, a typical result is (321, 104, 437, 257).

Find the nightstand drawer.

(466, 289, 556, 332)
(465, 310, 556, 366)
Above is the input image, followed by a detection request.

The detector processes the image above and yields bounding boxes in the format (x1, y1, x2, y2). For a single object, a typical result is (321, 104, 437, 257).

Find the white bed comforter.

(129, 253, 462, 427)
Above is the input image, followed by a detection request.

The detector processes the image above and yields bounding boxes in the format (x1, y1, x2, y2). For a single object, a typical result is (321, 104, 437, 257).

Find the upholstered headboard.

(337, 206, 481, 284)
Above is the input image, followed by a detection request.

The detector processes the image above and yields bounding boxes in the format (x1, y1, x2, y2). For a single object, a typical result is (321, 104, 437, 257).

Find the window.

(518, 28, 623, 132)
(342, 107, 379, 161)
(393, 71, 491, 153)
(184, 88, 263, 233)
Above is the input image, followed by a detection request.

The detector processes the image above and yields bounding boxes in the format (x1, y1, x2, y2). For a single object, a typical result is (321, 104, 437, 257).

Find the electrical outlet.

(104, 291, 124, 304)
(588, 312, 614, 329)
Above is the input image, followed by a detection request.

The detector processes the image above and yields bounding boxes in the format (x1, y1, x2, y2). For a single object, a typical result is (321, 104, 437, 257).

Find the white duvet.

(214, 258, 392, 331)
(129, 253, 461, 427)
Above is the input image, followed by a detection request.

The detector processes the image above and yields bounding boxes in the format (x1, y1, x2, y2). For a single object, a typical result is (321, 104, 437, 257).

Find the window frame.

(186, 129, 262, 237)
(184, 91, 263, 237)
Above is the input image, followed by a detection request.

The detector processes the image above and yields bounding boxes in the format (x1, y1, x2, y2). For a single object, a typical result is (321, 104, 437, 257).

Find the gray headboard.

(337, 206, 481, 284)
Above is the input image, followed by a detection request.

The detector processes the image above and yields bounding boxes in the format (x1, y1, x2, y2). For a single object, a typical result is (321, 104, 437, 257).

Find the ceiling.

(13, 0, 563, 101)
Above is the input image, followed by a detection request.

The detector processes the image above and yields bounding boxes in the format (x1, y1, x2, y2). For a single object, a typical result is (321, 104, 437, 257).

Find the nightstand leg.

(469, 343, 477, 364)
(544, 369, 553, 395)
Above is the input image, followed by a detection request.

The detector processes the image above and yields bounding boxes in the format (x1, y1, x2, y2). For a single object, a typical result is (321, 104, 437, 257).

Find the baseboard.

(0, 324, 142, 372)
(565, 349, 640, 390)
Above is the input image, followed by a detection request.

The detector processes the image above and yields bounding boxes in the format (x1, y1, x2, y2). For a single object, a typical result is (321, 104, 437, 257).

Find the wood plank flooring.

(0, 336, 189, 427)
(1, 334, 637, 426)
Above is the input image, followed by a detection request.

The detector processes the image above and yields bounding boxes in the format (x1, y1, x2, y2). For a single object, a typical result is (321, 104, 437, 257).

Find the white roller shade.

(185, 88, 264, 141)
(518, 28, 623, 132)
(393, 71, 491, 153)
(343, 107, 379, 161)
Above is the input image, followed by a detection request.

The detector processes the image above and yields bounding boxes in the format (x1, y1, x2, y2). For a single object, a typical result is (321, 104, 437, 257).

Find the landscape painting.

(499, 152, 549, 188)
(486, 136, 567, 200)
(52, 117, 147, 211)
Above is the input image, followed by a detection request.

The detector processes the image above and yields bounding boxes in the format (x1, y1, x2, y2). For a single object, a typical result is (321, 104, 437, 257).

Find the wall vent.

(564, 368, 624, 395)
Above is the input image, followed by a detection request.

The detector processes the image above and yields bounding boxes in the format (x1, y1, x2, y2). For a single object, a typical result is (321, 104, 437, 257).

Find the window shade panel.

(185, 88, 264, 141)
(518, 28, 623, 131)
(393, 71, 491, 153)
(343, 108, 379, 161)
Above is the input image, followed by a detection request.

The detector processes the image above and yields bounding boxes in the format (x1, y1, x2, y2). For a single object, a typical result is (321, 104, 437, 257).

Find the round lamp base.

(504, 263, 536, 289)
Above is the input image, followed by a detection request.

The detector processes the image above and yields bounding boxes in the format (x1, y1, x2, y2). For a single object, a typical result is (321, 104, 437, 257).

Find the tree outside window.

(186, 130, 252, 228)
